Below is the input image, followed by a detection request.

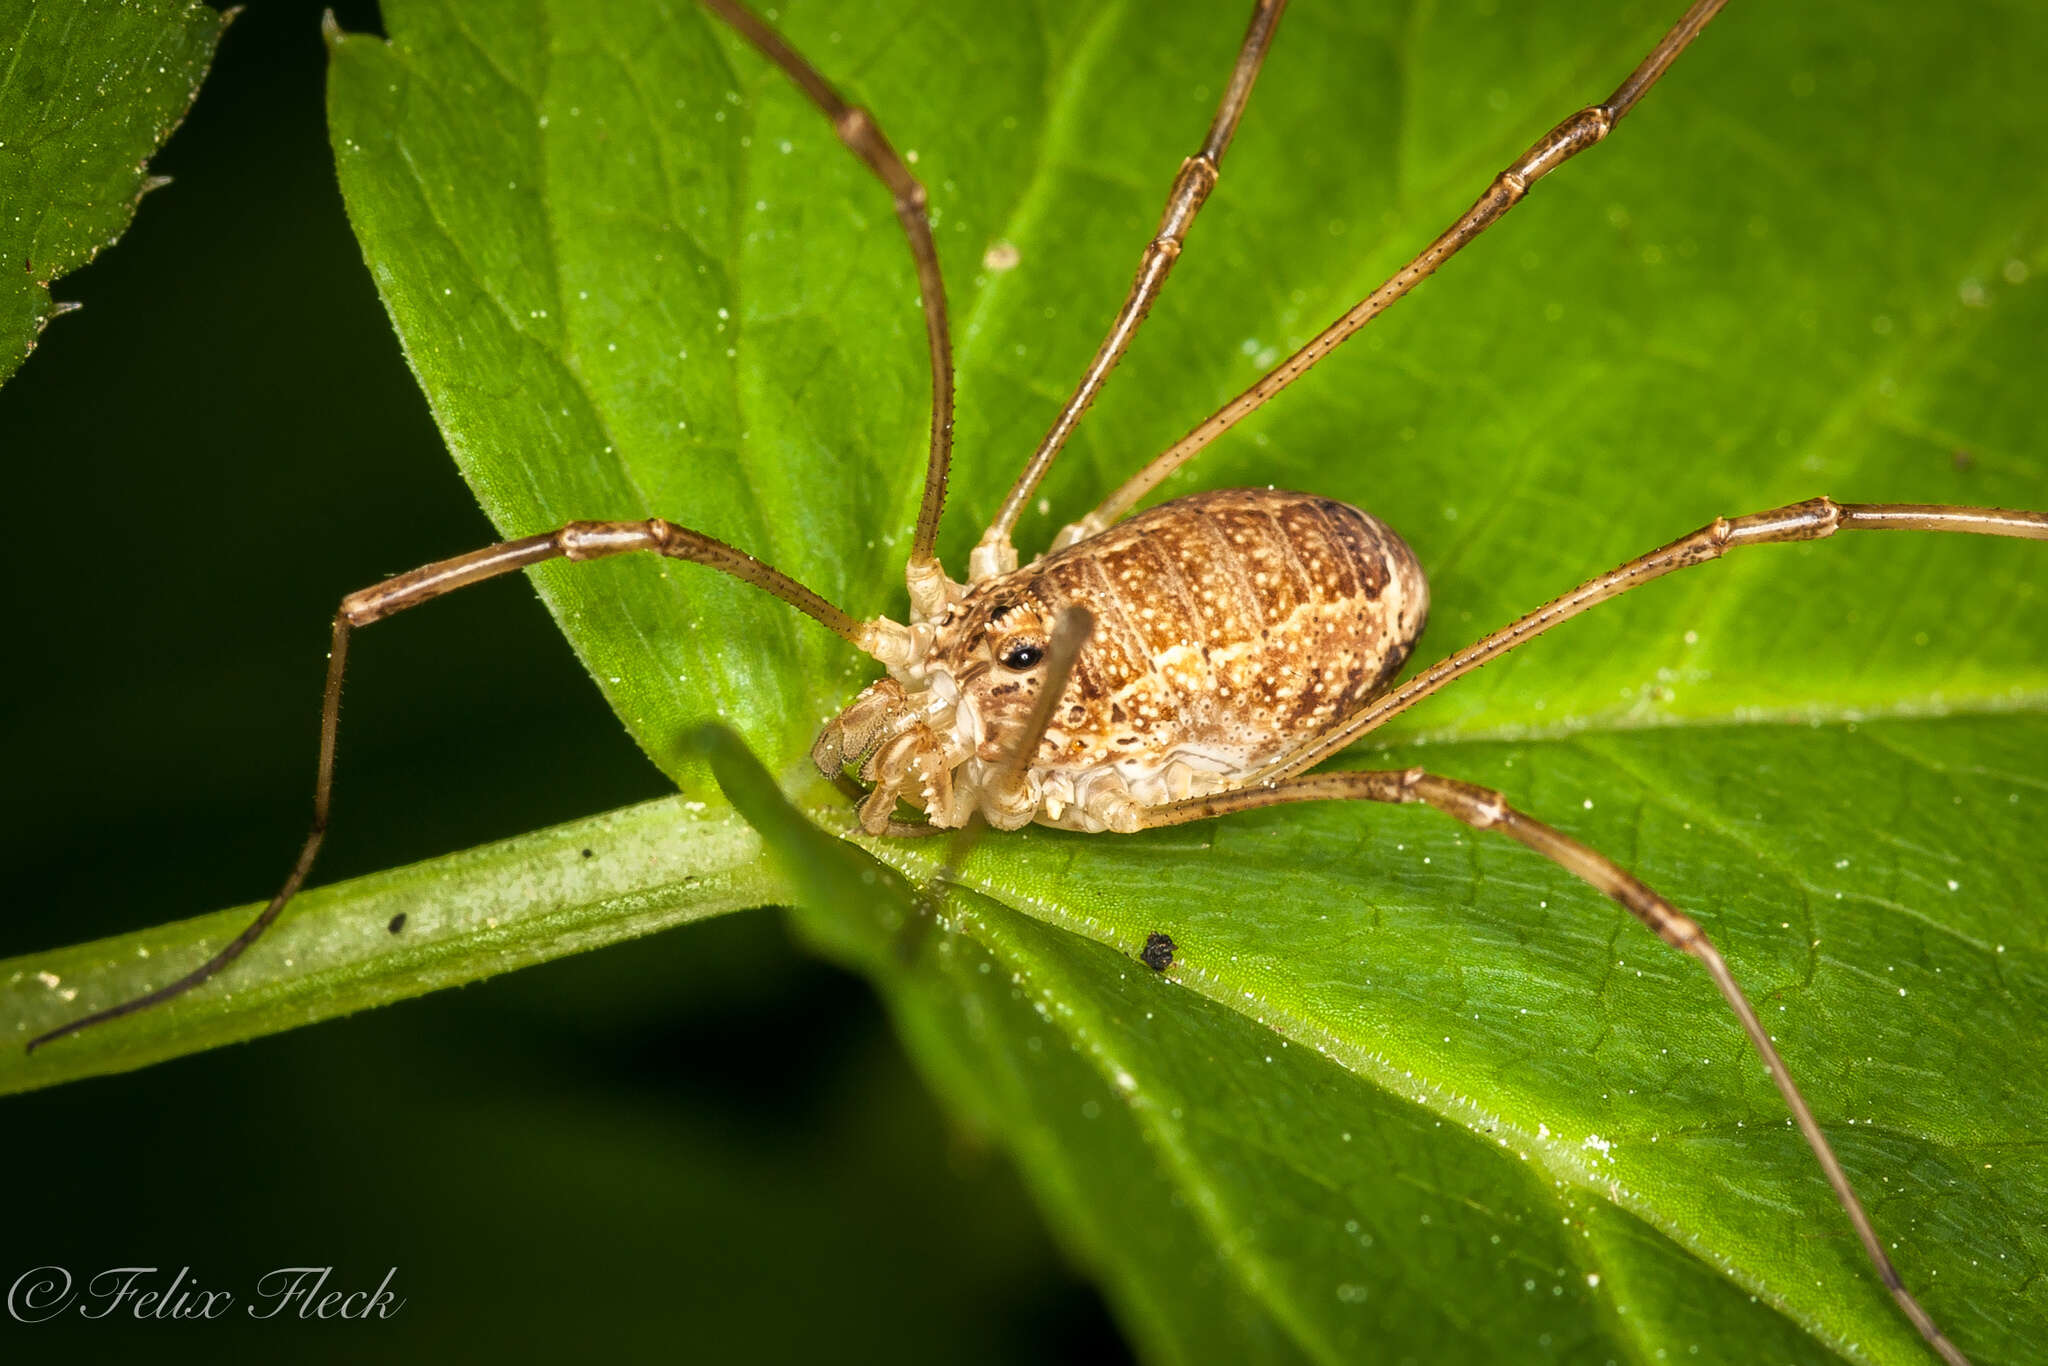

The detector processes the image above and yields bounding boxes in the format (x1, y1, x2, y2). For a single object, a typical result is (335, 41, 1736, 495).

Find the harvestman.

(27, 0, 2043, 1359)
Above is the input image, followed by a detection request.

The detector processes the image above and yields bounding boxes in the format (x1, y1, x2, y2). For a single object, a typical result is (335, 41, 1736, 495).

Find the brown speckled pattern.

(920, 488, 1429, 826)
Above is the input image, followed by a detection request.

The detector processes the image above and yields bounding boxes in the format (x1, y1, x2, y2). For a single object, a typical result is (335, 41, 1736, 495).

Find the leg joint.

(1176, 154, 1219, 198)
(559, 520, 662, 560)
(1650, 904, 1703, 951)
(1723, 495, 1845, 548)
(339, 590, 381, 626)
(834, 104, 876, 152)
(1465, 786, 1510, 829)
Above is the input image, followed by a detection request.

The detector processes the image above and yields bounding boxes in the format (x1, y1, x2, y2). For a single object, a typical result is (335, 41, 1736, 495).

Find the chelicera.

(27, 1, 2042, 1360)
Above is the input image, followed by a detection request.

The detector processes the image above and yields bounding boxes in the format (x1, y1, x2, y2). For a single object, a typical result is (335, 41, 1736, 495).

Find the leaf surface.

(14, 1, 2045, 1361)
(2, 794, 785, 1088)
(0, 0, 223, 382)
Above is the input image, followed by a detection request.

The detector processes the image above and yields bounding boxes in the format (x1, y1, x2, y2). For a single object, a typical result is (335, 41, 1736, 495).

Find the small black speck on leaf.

(387, 913, 407, 934)
(1140, 932, 1175, 972)
(580, 848, 594, 858)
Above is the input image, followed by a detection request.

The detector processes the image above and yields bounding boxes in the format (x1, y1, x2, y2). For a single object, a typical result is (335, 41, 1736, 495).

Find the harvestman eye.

(25, 2, 2042, 1362)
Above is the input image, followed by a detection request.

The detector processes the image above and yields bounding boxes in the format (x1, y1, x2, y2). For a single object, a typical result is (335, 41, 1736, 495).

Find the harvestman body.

(28, 1, 2046, 1360)
(814, 487, 1430, 836)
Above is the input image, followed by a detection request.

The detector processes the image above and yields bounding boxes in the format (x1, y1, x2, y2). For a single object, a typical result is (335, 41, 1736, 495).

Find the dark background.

(1, 3, 1127, 1358)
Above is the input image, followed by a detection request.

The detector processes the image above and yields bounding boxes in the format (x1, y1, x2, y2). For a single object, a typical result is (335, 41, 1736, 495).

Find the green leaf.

(0, 0, 225, 384)
(318, 1, 2044, 1358)
(307, 0, 2048, 1359)
(845, 717, 2047, 1365)
(13, 0, 2042, 1362)
(0, 793, 788, 1089)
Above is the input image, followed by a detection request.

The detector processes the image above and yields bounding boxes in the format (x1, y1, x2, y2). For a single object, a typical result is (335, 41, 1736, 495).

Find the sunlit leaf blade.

(323, 0, 836, 782)
(0, 0, 224, 384)
(0, 794, 786, 1092)
(706, 695, 2043, 1363)
(326, 0, 2048, 755)
(329, 0, 2044, 1360)
(843, 715, 2046, 1364)
(16, 0, 2030, 1361)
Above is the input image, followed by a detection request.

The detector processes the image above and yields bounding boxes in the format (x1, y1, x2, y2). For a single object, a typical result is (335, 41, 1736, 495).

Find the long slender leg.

(969, 0, 1290, 581)
(934, 606, 1096, 883)
(1265, 497, 2048, 782)
(699, 0, 956, 597)
(1050, 0, 1728, 551)
(1142, 766, 1971, 1366)
(27, 520, 887, 1053)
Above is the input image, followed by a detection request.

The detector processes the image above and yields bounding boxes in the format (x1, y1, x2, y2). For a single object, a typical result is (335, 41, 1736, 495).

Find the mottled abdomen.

(1004, 487, 1428, 819)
